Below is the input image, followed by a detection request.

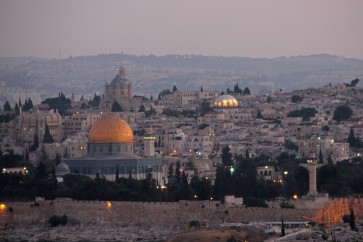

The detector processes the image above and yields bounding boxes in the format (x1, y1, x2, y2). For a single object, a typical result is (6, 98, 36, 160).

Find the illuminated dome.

(88, 114, 133, 143)
(214, 95, 239, 108)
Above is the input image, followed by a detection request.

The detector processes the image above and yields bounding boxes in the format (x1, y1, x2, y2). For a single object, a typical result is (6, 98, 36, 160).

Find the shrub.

(342, 214, 350, 223)
(280, 201, 295, 209)
(226, 236, 237, 242)
(189, 220, 200, 228)
(322, 233, 329, 240)
(48, 215, 68, 227)
(243, 196, 268, 207)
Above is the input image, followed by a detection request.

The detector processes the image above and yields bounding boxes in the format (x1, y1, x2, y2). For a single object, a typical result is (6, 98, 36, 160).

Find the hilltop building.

(105, 67, 132, 100)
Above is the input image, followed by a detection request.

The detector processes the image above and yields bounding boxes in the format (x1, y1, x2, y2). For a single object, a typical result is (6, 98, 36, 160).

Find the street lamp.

(230, 167, 235, 174)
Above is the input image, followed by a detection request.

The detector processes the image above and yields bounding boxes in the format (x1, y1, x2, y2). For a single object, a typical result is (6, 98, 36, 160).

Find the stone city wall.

(0, 198, 317, 229)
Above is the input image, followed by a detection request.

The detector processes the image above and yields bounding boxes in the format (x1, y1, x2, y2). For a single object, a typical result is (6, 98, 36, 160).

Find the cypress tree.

(281, 218, 285, 237)
(172, 85, 177, 92)
(243, 87, 251, 95)
(111, 101, 123, 112)
(349, 209, 358, 232)
(43, 126, 55, 143)
(3, 101, 12, 111)
(327, 155, 333, 165)
(222, 146, 233, 167)
(348, 128, 356, 147)
(14, 103, 20, 115)
(30, 135, 39, 151)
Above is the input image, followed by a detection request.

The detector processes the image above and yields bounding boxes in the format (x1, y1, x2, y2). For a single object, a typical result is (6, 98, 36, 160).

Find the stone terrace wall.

(0, 199, 317, 229)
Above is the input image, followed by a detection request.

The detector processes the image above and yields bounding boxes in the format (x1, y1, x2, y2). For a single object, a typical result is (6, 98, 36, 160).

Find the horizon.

(2, 52, 363, 62)
(1, 0, 363, 59)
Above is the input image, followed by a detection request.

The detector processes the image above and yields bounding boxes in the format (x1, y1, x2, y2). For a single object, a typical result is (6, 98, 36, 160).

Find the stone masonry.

(0, 198, 316, 229)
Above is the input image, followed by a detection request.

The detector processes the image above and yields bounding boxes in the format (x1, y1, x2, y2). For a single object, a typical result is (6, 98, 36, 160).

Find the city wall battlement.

(0, 199, 316, 229)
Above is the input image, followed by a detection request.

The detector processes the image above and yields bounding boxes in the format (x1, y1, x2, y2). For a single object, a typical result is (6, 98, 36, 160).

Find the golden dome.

(88, 114, 133, 143)
(214, 95, 239, 108)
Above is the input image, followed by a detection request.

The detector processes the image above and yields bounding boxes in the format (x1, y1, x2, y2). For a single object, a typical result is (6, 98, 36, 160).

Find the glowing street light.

(230, 167, 235, 174)
(106, 201, 112, 209)
(0, 203, 6, 211)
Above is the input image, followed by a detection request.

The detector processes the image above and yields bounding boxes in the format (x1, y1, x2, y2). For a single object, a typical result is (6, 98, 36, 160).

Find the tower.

(143, 128, 155, 157)
(306, 159, 318, 196)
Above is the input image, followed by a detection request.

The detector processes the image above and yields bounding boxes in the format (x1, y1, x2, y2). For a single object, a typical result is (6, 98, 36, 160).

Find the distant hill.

(0, 54, 362, 102)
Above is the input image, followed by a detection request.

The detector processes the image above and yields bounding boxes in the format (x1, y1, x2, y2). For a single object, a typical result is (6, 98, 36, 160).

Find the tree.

(287, 107, 317, 120)
(327, 155, 333, 165)
(3, 101, 12, 111)
(350, 78, 359, 87)
(333, 105, 353, 122)
(111, 101, 123, 112)
(139, 105, 145, 112)
(349, 209, 358, 231)
(356, 136, 362, 148)
(30, 135, 39, 152)
(266, 96, 272, 103)
(322, 125, 330, 132)
(281, 218, 285, 237)
(348, 128, 356, 147)
(233, 83, 242, 94)
(14, 103, 20, 115)
(36, 161, 47, 179)
(88, 93, 100, 107)
(162, 108, 180, 117)
(172, 85, 177, 92)
(158, 89, 171, 100)
(43, 125, 55, 143)
(41, 93, 71, 115)
(23, 98, 34, 112)
(222, 146, 233, 167)
(256, 110, 262, 119)
(285, 140, 298, 152)
(243, 87, 251, 95)
(291, 95, 303, 103)
(200, 101, 213, 116)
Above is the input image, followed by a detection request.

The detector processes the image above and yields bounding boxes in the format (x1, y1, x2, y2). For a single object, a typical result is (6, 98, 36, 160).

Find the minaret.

(306, 159, 318, 196)
(143, 128, 155, 157)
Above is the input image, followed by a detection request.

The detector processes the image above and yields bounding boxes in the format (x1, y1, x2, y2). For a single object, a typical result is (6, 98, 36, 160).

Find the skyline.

(1, 0, 363, 59)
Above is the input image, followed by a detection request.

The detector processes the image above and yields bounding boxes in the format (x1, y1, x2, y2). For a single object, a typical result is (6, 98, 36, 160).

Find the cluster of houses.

(1, 67, 362, 184)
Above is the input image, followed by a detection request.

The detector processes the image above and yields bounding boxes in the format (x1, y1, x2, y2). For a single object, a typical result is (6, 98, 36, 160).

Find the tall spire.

(119, 66, 126, 80)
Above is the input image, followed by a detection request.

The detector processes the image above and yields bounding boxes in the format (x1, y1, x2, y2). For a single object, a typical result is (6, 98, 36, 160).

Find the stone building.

(105, 67, 132, 100)
(63, 113, 163, 182)
(14, 109, 63, 145)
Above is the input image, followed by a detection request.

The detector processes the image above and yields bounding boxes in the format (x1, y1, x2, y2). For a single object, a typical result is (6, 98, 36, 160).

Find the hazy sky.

(1, 0, 363, 59)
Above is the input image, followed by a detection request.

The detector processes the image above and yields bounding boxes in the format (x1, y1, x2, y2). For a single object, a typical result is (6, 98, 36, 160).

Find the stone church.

(103, 66, 143, 112)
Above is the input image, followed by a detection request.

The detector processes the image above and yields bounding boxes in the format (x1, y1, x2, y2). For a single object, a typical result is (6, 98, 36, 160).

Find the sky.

(1, 0, 363, 59)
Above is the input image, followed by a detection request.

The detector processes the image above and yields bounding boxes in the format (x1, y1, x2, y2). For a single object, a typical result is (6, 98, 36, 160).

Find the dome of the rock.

(88, 114, 133, 143)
